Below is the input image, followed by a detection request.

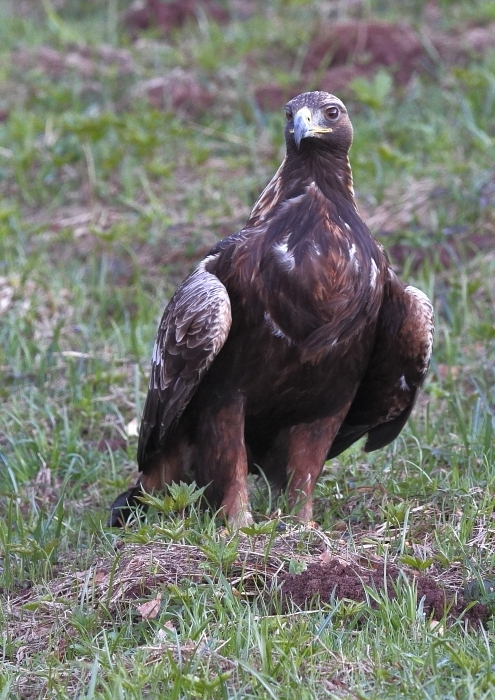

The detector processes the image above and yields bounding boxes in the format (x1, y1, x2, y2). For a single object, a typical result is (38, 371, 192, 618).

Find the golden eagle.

(110, 91, 434, 528)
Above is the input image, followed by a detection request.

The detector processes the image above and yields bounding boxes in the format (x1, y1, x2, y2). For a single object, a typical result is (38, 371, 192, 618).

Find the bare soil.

(253, 18, 495, 108)
(281, 559, 489, 625)
(124, 0, 230, 35)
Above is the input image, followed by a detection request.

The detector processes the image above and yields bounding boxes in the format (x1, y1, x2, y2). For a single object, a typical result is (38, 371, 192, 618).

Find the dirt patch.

(253, 84, 302, 113)
(12, 44, 134, 79)
(310, 19, 495, 82)
(5, 531, 492, 666)
(281, 560, 489, 625)
(5, 532, 318, 661)
(131, 71, 216, 116)
(121, 7, 495, 101)
(124, 0, 230, 35)
(254, 20, 495, 103)
(302, 21, 432, 88)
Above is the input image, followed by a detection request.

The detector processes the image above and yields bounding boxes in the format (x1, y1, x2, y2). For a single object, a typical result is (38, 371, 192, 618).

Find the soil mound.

(124, 0, 229, 34)
(281, 559, 489, 625)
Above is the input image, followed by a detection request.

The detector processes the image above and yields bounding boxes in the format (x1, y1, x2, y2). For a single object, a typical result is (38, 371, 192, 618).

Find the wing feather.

(137, 259, 232, 470)
(328, 276, 434, 458)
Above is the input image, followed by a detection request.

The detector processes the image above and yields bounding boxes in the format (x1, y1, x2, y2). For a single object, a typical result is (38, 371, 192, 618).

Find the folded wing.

(328, 276, 434, 458)
(137, 260, 232, 469)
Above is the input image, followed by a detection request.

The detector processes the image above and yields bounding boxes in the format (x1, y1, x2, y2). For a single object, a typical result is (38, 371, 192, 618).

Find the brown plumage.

(109, 91, 434, 528)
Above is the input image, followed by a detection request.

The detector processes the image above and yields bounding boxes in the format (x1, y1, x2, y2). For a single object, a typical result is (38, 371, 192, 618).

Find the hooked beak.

(292, 106, 333, 148)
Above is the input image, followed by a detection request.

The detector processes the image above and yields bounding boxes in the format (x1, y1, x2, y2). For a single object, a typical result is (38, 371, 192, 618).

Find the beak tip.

(292, 107, 312, 149)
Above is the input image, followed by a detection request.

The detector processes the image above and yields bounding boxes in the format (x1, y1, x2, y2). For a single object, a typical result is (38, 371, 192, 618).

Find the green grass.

(1, 0, 495, 697)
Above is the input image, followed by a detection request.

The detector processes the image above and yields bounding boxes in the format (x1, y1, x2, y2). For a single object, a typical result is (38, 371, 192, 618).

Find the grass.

(1, 0, 495, 697)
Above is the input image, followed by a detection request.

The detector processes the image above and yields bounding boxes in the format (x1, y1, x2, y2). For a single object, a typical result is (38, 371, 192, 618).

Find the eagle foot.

(227, 508, 254, 530)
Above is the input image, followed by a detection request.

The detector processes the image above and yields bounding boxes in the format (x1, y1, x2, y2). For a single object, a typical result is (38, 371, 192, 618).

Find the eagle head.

(285, 91, 353, 155)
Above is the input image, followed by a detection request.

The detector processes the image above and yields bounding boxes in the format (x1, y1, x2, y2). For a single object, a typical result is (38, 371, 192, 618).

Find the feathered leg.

(286, 407, 351, 522)
(195, 394, 253, 528)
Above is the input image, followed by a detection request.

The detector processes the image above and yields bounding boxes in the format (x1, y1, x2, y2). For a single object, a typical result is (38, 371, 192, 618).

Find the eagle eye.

(285, 109, 293, 121)
(324, 106, 340, 120)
